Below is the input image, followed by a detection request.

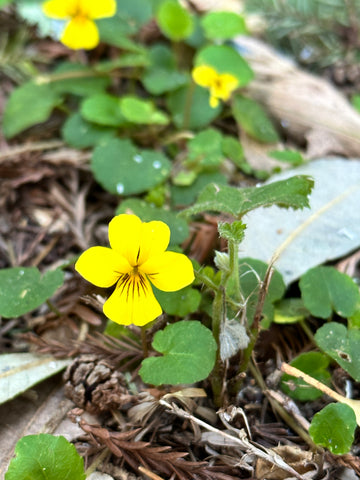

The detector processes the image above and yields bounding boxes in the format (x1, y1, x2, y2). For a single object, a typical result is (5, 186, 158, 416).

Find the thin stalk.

(141, 326, 148, 358)
(182, 79, 196, 130)
(46, 300, 62, 317)
(84, 447, 110, 477)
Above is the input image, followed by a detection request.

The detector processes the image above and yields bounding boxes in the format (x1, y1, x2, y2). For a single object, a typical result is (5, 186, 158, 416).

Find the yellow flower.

(42, 0, 116, 50)
(75, 214, 195, 326)
(192, 64, 239, 108)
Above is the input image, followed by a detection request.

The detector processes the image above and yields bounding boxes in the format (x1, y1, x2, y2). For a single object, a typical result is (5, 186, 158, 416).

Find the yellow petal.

(61, 17, 100, 49)
(103, 274, 162, 326)
(141, 251, 194, 292)
(75, 246, 132, 288)
(211, 73, 238, 101)
(108, 214, 170, 266)
(192, 65, 217, 88)
(209, 94, 219, 108)
(79, 0, 116, 19)
(42, 0, 74, 18)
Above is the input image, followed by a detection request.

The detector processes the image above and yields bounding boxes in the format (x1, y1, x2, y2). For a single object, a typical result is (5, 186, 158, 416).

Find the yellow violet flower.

(75, 214, 195, 326)
(192, 64, 239, 108)
(42, 0, 116, 50)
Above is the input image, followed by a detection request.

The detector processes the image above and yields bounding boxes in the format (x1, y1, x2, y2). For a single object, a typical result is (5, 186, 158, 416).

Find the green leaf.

(81, 94, 126, 127)
(167, 83, 221, 129)
(91, 138, 171, 195)
(195, 45, 253, 87)
(0, 267, 64, 318)
(116, 198, 189, 245)
(61, 113, 116, 148)
(273, 298, 309, 324)
(221, 135, 246, 169)
(299, 266, 360, 318)
(119, 95, 169, 125)
(157, 0, 194, 40)
(232, 94, 279, 143)
(153, 286, 201, 316)
(171, 171, 227, 206)
(201, 11, 246, 40)
(5, 434, 86, 480)
(3, 81, 62, 138)
(238, 257, 285, 326)
(281, 352, 331, 401)
(50, 62, 110, 96)
(181, 175, 314, 218)
(268, 149, 306, 166)
(97, 51, 150, 71)
(115, 0, 153, 26)
(186, 128, 224, 168)
(139, 320, 217, 385)
(143, 44, 188, 95)
(218, 221, 246, 243)
(309, 403, 357, 455)
(0, 353, 70, 405)
(315, 322, 360, 382)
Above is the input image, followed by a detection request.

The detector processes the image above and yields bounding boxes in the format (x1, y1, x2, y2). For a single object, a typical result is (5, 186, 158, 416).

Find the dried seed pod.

(64, 354, 133, 414)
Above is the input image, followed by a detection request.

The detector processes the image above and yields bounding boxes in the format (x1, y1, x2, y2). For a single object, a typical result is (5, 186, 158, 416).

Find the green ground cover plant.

(2, 0, 360, 478)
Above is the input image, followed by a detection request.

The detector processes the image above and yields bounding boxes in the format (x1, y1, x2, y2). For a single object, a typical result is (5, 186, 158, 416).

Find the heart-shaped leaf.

(201, 11, 246, 40)
(5, 434, 85, 480)
(315, 322, 360, 381)
(81, 94, 126, 127)
(91, 138, 171, 195)
(0, 267, 64, 318)
(62, 113, 116, 148)
(153, 286, 201, 317)
(157, 0, 194, 41)
(309, 403, 356, 455)
(139, 320, 217, 385)
(300, 266, 360, 318)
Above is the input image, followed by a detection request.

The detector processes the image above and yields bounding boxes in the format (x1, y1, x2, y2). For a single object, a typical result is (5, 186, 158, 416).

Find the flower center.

(117, 268, 148, 300)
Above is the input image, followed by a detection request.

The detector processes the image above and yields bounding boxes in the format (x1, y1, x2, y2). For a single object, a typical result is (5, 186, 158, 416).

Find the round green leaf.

(153, 286, 201, 316)
(157, 0, 194, 40)
(195, 45, 253, 87)
(201, 11, 246, 40)
(91, 138, 171, 195)
(274, 298, 309, 324)
(0, 267, 64, 318)
(309, 403, 357, 455)
(5, 434, 86, 480)
(139, 320, 217, 385)
(3, 81, 63, 138)
(62, 113, 116, 148)
(167, 83, 221, 129)
(143, 44, 188, 95)
(232, 94, 279, 143)
(300, 266, 360, 318)
(171, 171, 227, 206)
(315, 322, 360, 382)
(281, 352, 331, 401)
(186, 128, 224, 168)
(119, 96, 169, 125)
(81, 94, 126, 127)
(116, 198, 189, 245)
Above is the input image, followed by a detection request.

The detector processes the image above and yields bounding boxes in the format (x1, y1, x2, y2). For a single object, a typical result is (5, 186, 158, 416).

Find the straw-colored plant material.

(237, 36, 360, 158)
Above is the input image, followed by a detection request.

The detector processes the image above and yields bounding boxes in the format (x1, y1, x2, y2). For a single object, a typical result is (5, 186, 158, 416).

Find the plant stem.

(46, 300, 62, 317)
(141, 326, 148, 358)
(182, 79, 195, 130)
(84, 447, 110, 477)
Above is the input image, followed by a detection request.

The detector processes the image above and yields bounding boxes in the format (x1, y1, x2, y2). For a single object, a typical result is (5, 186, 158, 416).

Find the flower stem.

(182, 79, 196, 130)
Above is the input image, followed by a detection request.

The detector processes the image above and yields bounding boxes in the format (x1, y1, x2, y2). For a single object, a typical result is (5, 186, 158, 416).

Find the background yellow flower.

(192, 64, 239, 108)
(42, 0, 116, 50)
(75, 214, 194, 326)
